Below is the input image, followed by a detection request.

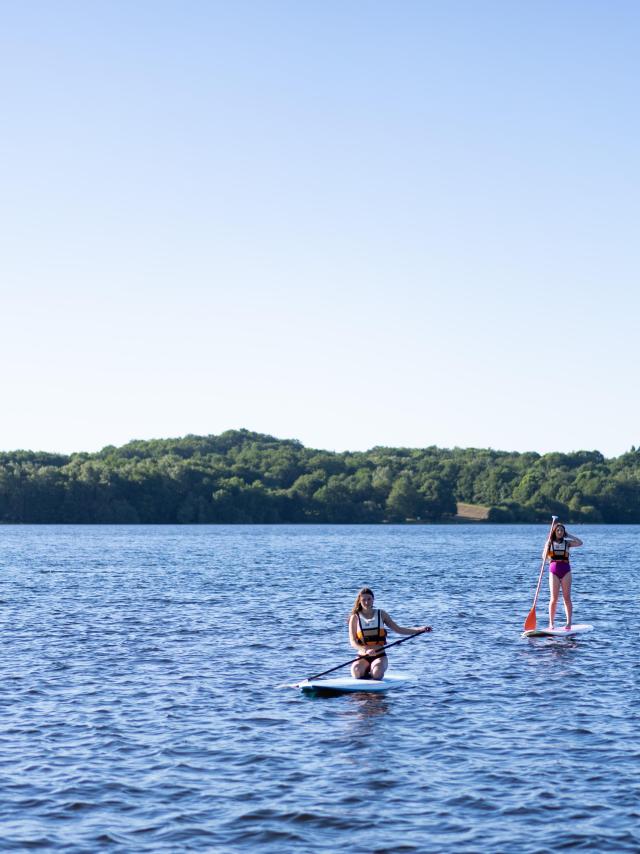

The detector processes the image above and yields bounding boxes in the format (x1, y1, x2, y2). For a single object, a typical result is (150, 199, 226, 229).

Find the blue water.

(1, 524, 638, 852)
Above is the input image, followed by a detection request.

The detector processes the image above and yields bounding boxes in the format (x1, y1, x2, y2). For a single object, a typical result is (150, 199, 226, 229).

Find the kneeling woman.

(348, 587, 431, 680)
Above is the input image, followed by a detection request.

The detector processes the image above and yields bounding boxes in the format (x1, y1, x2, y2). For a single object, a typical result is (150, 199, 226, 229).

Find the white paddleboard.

(521, 623, 594, 638)
(298, 671, 409, 694)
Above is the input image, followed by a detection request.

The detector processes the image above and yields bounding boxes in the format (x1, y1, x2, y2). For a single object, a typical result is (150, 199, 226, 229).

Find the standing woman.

(545, 522, 583, 630)
(348, 587, 430, 680)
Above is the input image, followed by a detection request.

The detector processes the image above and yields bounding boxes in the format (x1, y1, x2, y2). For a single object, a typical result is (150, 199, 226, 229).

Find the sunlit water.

(1, 525, 638, 852)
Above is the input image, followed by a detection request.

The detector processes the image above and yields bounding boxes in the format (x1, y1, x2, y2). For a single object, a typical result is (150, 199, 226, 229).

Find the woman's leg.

(560, 572, 572, 629)
(369, 654, 388, 681)
(351, 657, 370, 679)
(549, 572, 561, 628)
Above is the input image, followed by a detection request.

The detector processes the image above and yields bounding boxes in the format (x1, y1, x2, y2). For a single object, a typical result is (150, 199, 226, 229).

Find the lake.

(1, 524, 638, 852)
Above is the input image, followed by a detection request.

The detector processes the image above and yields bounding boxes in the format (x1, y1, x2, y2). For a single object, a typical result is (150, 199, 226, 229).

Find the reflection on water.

(523, 636, 582, 652)
(341, 692, 390, 721)
(301, 689, 390, 723)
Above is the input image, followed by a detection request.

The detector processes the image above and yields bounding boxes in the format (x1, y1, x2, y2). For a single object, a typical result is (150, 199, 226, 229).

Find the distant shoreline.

(1, 429, 637, 524)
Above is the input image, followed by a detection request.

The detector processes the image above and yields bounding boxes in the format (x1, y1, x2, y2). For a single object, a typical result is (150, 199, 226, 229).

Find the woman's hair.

(552, 522, 566, 541)
(350, 587, 374, 615)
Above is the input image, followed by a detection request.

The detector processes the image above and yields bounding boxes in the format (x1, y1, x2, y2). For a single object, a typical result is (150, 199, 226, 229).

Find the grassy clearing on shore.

(455, 502, 490, 522)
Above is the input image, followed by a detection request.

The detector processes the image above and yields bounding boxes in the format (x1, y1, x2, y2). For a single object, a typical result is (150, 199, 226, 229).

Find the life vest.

(548, 538, 570, 562)
(356, 609, 387, 647)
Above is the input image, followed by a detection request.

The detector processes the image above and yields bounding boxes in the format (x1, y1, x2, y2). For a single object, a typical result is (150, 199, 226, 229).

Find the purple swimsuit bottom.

(549, 560, 571, 579)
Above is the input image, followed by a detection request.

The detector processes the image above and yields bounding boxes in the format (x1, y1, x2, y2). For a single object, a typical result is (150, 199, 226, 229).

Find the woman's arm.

(348, 614, 362, 650)
(382, 611, 431, 635)
(566, 532, 583, 547)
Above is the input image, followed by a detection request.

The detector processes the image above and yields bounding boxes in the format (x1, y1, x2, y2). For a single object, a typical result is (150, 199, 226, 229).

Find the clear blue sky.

(2, 1, 639, 458)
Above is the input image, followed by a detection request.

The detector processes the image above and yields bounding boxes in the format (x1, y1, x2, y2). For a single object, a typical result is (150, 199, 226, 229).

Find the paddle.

(523, 516, 558, 632)
(285, 627, 432, 688)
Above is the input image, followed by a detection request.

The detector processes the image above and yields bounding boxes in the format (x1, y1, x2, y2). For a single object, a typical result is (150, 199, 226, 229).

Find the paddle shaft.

(299, 629, 431, 684)
(524, 516, 557, 629)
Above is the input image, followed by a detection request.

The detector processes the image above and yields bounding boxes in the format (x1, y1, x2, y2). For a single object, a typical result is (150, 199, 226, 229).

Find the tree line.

(1, 429, 639, 524)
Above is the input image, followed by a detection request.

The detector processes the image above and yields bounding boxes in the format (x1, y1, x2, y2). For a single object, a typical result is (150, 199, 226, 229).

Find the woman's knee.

(370, 661, 387, 680)
(352, 661, 369, 679)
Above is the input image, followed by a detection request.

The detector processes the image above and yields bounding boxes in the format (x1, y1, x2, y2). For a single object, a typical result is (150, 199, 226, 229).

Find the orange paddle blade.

(523, 607, 537, 632)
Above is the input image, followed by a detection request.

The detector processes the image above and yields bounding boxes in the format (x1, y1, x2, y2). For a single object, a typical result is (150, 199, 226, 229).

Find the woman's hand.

(363, 647, 382, 657)
(416, 626, 432, 633)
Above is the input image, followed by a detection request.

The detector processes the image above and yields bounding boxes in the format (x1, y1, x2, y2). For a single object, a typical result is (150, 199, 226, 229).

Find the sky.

(2, 0, 639, 459)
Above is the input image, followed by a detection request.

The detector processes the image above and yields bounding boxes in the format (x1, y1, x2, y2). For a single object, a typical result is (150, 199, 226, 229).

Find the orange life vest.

(356, 609, 387, 647)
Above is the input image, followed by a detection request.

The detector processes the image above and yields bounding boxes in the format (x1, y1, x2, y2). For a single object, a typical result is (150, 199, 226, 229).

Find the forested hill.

(1, 429, 639, 524)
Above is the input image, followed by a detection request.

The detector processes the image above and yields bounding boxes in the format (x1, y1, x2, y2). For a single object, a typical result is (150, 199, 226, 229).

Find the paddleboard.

(521, 623, 594, 639)
(298, 671, 409, 695)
